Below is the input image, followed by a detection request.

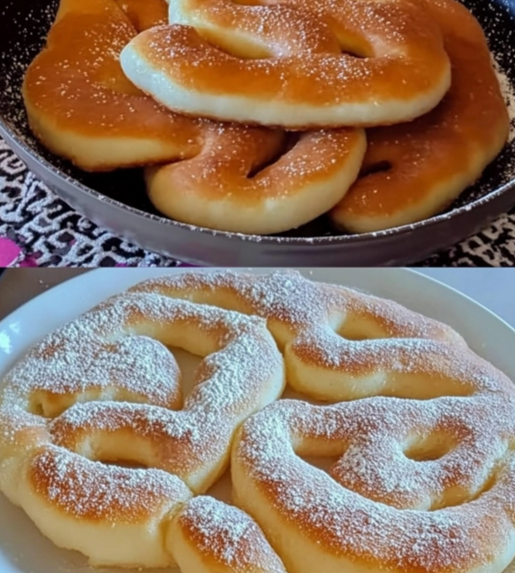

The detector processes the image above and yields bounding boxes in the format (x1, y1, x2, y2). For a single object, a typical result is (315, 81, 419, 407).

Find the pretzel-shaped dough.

(23, 0, 366, 234)
(232, 388, 515, 573)
(130, 270, 515, 573)
(145, 128, 366, 234)
(0, 290, 284, 567)
(330, 0, 510, 232)
(129, 270, 468, 400)
(120, 0, 451, 128)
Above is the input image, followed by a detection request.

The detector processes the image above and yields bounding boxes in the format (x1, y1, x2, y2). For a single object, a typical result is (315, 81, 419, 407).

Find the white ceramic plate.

(1, 268, 515, 573)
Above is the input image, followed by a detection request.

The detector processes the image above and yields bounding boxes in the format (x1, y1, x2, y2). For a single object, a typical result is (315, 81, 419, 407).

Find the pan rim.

(2, 114, 514, 248)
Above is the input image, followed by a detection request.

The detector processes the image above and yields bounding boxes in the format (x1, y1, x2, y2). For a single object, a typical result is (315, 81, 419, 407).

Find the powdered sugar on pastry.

(0, 286, 284, 568)
(132, 270, 515, 573)
(2, 270, 515, 573)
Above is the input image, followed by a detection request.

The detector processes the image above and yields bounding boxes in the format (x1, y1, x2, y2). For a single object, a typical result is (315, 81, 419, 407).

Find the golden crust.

(0, 284, 284, 567)
(22, 0, 366, 235)
(21, 0, 287, 176)
(145, 127, 367, 235)
(123, 0, 451, 127)
(330, 0, 510, 232)
(169, 496, 287, 573)
(131, 271, 515, 572)
(22, 0, 200, 170)
(2, 270, 515, 572)
(21, 0, 510, 235)
(232, 395, 515, 573)
(128, 270, 466, 346)
(27, 445, 191, 524)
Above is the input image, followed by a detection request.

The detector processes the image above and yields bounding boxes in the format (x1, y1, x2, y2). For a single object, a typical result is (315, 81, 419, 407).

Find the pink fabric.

(0, 238, 20, 266)
(0, 238, 38, 267)
(0, 235, 196, 268)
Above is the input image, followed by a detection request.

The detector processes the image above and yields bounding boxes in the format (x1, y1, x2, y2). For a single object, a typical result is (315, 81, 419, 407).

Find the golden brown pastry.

(22, 0, 367, 234)
(131, 270, 515, 573)
(0, 287, 284, 567)
(330, 0, 510, 232)
(169, 496, 287, 573)
(2, 270, 515, 573)
(121, 0, 451, 128)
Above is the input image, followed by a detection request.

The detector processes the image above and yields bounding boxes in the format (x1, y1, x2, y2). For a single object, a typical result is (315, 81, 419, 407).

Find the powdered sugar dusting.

(30, 445, 190, 521)
(292, 326, 509, 396)
(0, 285, 283, 536)
(494, 58, 515, 144)
(139, 0, 445, 112)
(236, 395, 515, 573)
(124, 270, 515, 573)
(1, 291, 278, 416)
(131, 270, 462, 343)
(130, 271, 515, 407)
(2, 270, 515, 572)
(175, 496, 287, 572)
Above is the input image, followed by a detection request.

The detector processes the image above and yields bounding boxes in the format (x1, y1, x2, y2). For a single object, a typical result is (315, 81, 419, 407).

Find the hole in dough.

(337, 315, 388, 341)
(247, 132, 302, 179)
(403, 432, 456, 462)
(100, 460, 148, 469)
(359, 160, 393, 178)
(166, 346, 203, 400)
(299, 454, 342, 475)
(29, 402, 45, 417)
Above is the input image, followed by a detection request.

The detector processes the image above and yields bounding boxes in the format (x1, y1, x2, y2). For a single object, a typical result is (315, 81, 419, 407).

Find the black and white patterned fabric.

(0, 139, 514, 267)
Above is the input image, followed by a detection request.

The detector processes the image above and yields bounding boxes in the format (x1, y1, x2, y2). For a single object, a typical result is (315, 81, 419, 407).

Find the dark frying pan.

(1, 0, 514, 266)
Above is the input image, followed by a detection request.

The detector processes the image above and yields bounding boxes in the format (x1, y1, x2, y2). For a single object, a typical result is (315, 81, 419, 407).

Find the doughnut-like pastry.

(130, 270, 515, 572)
(232, 378, 515, 573)
(23, 0, 366, 234)
(169, 496, 287, 573)
(330, 0, 510, 232)
(145, 128, 366, 235)
(129, 270, 468, 400)
(120, 0, 451, 128)
(0, 289, 284, 567)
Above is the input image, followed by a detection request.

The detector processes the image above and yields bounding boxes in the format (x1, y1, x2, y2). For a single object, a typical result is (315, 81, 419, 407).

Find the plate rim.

(1, 267, 515, 380)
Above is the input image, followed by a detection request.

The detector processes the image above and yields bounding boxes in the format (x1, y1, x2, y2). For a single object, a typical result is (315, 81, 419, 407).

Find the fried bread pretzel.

(0, 290, 284, 567)
(2, 271, 515, 573)
(130, 270, 468, 400)
(330, 0, 510, 232)
(121, 0, 451, 128)
(131, 270, 515, 573)
(22, 0, 366, 234)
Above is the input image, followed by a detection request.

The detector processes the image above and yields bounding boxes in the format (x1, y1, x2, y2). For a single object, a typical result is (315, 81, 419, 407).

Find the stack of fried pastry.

(2, 271, 515, 573)
(23, 0, 510, 235)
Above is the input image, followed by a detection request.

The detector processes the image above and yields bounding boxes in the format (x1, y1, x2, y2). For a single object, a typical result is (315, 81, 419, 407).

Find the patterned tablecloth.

(1, 139, 514, 267)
